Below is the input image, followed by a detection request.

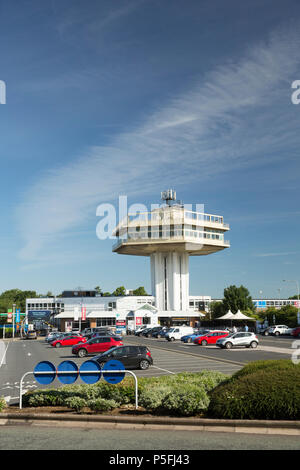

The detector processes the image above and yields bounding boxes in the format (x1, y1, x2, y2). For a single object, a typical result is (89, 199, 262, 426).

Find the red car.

(71, 335, 123, 357)
(292, 327, 300, 338)
(193, 330, 229, 346)
(51, 334, 87, 348)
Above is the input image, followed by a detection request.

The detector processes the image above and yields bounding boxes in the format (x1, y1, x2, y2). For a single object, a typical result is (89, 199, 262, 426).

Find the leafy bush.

(139, 385, 173, 411)
(163, 385, 210, 416)
(208, 366, 300, 420)
(231, 359, 300, 380)
(0, 396, 7, 412)
(22, 371, 228, 416)
(64, 397, 87, 412)
(88, 398, 119, 412)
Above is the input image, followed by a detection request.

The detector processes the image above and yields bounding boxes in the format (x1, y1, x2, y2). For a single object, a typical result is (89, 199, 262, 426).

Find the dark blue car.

(181, 330, 210, 343)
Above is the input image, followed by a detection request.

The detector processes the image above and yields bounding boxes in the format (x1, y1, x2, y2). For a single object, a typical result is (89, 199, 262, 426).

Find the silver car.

(216, 332, 259, 349)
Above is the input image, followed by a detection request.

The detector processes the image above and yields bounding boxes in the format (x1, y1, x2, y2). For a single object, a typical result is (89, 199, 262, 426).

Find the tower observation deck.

(113, 190, 230, 312)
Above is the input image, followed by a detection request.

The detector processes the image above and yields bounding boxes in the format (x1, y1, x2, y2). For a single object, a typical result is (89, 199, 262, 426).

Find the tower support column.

(150, 252, 189, 311)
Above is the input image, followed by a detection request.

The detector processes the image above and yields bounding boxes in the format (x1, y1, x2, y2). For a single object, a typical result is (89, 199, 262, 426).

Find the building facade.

(26, 292, 211, 331)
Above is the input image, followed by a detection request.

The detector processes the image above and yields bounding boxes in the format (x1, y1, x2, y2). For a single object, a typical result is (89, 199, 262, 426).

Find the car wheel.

(55, 343, 61, 348)
(157, 334, 161, 338)
(275, 332, 280, 337)
(139, 360, 150, 370)
(201, 339, 208, 346)
(78, 349, 87, 358)
(170, 337, 175, 342)
(250, 341, 258, 349)
(225, 342, 233, 349)
(264, 331, 269, 336)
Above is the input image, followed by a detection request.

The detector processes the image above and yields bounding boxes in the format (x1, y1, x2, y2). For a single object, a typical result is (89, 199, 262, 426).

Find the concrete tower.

(113, 190, 230, 312)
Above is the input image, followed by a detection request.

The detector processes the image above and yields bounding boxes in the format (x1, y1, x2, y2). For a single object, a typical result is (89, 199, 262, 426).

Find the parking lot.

(0, 332, 296, 405)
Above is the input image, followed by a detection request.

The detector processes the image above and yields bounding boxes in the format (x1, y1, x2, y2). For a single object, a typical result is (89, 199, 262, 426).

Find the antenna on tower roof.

(161, 189, 177, 206)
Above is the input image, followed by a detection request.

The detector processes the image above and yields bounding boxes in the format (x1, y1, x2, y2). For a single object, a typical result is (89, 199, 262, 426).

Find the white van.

(165, 326, 194, 341)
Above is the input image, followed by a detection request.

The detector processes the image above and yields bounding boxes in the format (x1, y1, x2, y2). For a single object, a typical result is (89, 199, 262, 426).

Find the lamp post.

(12, 303, 16, 339)
(283, 280, 300, 325)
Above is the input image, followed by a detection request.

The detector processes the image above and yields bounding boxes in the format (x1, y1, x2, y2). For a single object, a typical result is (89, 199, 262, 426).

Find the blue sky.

(0, 0, 300, 298)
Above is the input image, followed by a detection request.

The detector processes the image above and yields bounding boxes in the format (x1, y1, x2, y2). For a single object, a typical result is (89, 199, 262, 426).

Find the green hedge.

(208, 361, 300, 420)
(23, 371, 228, 416)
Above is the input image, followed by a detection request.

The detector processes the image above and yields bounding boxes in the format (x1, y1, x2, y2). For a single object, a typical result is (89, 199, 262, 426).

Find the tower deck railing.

(112, 229, 230, 251)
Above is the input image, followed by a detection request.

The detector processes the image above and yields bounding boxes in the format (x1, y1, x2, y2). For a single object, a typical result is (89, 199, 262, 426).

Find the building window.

(96, 317, 116, 327)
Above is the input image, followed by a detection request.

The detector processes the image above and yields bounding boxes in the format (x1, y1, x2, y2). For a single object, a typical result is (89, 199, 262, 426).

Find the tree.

(0, 289, 37, 312)
(94, 286, 102, 295)
(112, 286, 126, 297)
(132, 286, 148, 296)
(223, 285, 255, 314)
(209, 301, 225, 319)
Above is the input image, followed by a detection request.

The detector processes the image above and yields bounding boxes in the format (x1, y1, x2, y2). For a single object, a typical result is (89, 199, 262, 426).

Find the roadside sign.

(34, 361, 56, 385)
(16, 308, 21, 323)
(57, 361, 79, 384)
(74, 307, 79, 321)
(7, 309, 12, 323)
(79, 360, 102, 384)
(81, 307, 86, 321)
(102, 360, 125, 384)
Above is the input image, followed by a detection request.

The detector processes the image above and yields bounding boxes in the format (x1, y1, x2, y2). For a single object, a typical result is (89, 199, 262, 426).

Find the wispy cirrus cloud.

(254, 251, 300, 258)
(16, 21, 300, 262)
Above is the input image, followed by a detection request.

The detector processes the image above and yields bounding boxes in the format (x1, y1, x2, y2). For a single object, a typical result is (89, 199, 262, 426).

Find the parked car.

(94, 345, 153, 370)
(135, 327, 152, 337)
(46, 331, 81, 343)
(194, 330, 229, 346)
(291, 327, 300, 338)
(181, 329, 210, 343)
(25, 330, 37, 340)
(216, 332, 259, 349)
(259, 326, 272, 336)
(134, 327, 147, 336)
(141, 327, 161, 337)
(81, 327, 113, 337)
(45, 332, 59, 342)
(152, 327, 170, 338)
(165, 326, 194, 341)
(268, 325, 291, 336)
(51, 334, 87, 348)
(72, 335, 123, 357)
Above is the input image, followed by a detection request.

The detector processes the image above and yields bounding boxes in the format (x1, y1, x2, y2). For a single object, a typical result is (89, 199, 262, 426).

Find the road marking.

(0, 341, 9, 368)
(151, 365, 176, 375)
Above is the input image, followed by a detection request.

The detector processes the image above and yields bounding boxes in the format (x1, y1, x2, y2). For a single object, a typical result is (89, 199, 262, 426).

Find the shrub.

(88, 398, 119, 412)
(163, 385, 210, 416)
(208, 367, 300, 420)
(64, 397, 87, 412)
(231, 359, 300, 380)
(139, 385, 173, 411)
(0, 396, 7, 412)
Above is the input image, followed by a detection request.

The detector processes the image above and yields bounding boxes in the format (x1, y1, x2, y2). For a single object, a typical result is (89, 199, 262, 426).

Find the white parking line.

(151, 365, 176, 375)
(0, 341, 9, 368)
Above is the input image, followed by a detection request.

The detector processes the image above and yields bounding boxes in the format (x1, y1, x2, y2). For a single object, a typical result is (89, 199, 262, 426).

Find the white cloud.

(16, 21, 300, 261)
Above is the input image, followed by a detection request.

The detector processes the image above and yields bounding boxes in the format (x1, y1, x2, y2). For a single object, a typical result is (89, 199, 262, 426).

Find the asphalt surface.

(1, 425, 300, 450)
(0, 333, 296, 405)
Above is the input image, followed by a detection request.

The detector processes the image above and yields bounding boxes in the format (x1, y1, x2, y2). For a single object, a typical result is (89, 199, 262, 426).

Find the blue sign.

(79, 360, 102, 384)
(57, 361, 79, 384)
(102, 360, 125, 384)
(28, 310, 51, 321)
(34, 361, 56, 385)
(16, 308, 21, 323)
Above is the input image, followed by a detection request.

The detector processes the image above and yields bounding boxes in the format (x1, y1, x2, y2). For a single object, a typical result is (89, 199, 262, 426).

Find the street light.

(283, 280, 300, 325)
(12, 303, 16, 339)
